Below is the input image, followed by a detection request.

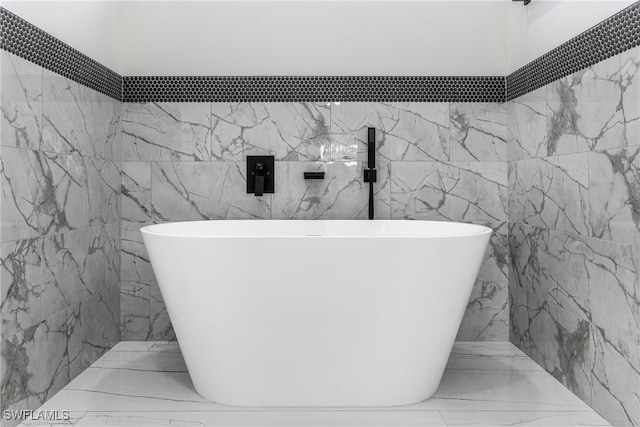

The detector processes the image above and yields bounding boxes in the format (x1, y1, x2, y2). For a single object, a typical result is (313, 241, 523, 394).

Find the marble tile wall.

(508, 46, 640, 426)
(0, 51, 121, 423)
(120, 101, 508, 342)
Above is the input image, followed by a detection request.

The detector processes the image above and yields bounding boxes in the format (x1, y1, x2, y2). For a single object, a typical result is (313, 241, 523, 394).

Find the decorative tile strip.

(123, 75, 506, 103)
(507, 1, 640, 100)
(0, 7, 122, 100)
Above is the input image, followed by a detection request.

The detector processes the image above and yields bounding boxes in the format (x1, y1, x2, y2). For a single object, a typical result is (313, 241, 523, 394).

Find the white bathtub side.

(142, 224, 490, 406)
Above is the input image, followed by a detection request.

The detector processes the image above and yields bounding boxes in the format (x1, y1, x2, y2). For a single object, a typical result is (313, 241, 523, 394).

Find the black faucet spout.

(254, 162, 265, 196)
(254, 176, 264, 196)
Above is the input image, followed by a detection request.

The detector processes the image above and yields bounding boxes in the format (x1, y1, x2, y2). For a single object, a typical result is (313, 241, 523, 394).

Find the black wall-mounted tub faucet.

(246, 155, 274, 196)
(364, 127, 377, 220)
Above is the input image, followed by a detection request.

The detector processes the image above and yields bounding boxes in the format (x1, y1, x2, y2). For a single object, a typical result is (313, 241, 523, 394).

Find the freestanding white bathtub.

(141, 220, 491, 407)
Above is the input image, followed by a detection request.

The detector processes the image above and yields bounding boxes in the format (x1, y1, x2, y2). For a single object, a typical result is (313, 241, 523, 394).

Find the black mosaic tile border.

(3, 1, 640, 103)
(0, 7, 122, 101)
(506, 1, 640, 100)
(123, 76, 506, 103)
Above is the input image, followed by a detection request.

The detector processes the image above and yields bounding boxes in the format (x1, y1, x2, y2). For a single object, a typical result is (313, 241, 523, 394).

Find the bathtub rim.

(140, 219, 493, 239)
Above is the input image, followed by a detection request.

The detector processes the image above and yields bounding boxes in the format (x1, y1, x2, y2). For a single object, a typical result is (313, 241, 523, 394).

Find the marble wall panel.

(1, 238, 43, 337)
(509, 46, 640, 427)
(272, 161, 391, 219)
(589, 147, 640, 245)
(1, 52, 121, 417)
(509, 222, 550, 297)
(1, 51, 42, 150)
(1, 306, 82, 415)
(507, 88, 547, 161)
(2, 148, 51, 242)
(42, 71, 119, 159)
(211, 103, 331, 161)
(122, 103, 211, 162)
(591, 327, 640, 426)
(121, 102, 508, 341)
(120, 279, 151, 341)
(457, 222, 509, 341)
(121, 162, 152, 223)
(621, 47, 640, 148)
(450, 103, 507, 162)
(85, 158, 120, 227)
(546, 54, 626, 156)
(510, 154, 589, 235)
(390, 161, 507, 224)
(331, 102, 449, 162)
(150, 161, 271, 221)
(149, 282, 175, 341)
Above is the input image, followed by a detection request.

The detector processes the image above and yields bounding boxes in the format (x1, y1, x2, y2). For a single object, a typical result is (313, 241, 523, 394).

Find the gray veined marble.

(1, 306, 82, 414)
(40, 225, 120, 320)
(42, 70, 120, 159)
(450, 103, 507, 162)
(457, 222, 509, 341)
(211, 103, 331, 161)
(1, 51, 42, 151)
(526, 293, 594, 406)
(23, 342, 609, 426)
(1, 50, 123, 426)
(569, 234, 639, 345)
(122, 103, 211, 162)
(550, 231, 640, 347)
(41, 152, 88, 232)
(506, 47, 640, 427)
(507, 88, 547, 161)
(1, 148, 47, 242)
(509, 283, 530, 351)
(84, 158, 120, 227)
(150, 161, 271, 221)
(77, 291, 119, 377)
(149, 282, 175, 341)
(120, 219, 163, 341)
(330, 102, 449, 162)
(591, 327, 640, 427)
(589, 146, 640, 245)
(272, 161, 391, 219)
(509, 222, 550, 297)
(1, 149, 111, 242)
(1, 148, 87, 242)
(1, 238, 43, 337)
(121, 162, 152, 223)
(621, 47, 640, 148)
(120, 280, 151, 341)
(510, 154, 589, 235)
(390, 161, 507, 225)
(121, 220, 155, 285)
(547, 231, 593, 321)
(546, 53, 627, 156)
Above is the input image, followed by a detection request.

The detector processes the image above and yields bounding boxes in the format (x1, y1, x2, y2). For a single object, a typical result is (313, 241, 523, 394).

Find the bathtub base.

(142, 220, 491, 408)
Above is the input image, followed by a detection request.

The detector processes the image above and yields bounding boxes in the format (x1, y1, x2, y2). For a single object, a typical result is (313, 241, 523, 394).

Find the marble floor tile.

(109, 341, 156, 352)
(419, 369, 592, 412)
(21, 410, 447, 426)
(24, 342, 609, 427)
(445, 342, 543, 372)
(441, 410, 609, 426)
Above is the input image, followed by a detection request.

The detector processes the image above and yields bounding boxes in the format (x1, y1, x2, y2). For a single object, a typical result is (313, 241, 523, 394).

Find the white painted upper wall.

(1, 0, 123, 73)
(0, 0, 636, 77)
(119, 1, 508, 76)
(507, 0, 636, 73)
